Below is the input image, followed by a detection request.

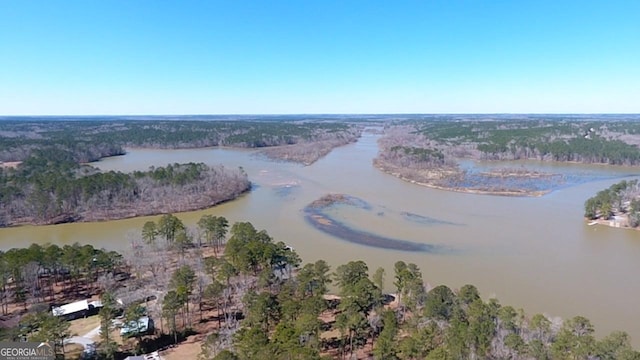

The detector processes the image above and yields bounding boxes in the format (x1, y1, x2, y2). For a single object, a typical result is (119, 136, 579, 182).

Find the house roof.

(123, 351, 160, 360)
(52, 299, 103, 317)
(52, 300, 89, 317)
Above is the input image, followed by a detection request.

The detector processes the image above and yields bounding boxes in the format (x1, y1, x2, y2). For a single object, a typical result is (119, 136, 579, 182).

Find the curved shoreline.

(257, 136, 361, 166)
(374, 164, 548, 197)
(586, 217, 640, 231)
(3, 185, 252, 228)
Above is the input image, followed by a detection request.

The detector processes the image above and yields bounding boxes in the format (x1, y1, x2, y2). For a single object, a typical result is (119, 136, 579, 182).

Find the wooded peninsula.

(0, 118, 361, 226)
(0, 149, 250, 226)
(1, 218, 638, 359)
(584, 180, 640, 229)
(374, 117, 640, 196)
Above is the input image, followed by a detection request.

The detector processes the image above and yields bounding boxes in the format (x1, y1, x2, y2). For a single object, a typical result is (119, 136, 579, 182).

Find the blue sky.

(0, 0, 638, 114)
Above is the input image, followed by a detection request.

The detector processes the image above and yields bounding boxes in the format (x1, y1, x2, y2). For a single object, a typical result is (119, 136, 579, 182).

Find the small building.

(52, 299, 103, 320)
(123, 351, 161, 360)
(120, 316, 154, 338)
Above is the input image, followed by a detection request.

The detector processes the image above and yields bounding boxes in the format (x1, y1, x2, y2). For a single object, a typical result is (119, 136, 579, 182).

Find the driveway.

(64, 325, 99, 358)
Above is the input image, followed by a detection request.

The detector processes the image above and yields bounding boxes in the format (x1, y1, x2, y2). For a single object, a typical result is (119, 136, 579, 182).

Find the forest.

(0, 118, 367, 226)
(0, 149, 250, 226)
(257, 127, 360, 166)
(584, 180, 640, 227)
(0, 118, 362, 163)
(408, 119, 640, 165)
(374, 119, 640, 196)
(1, 217, 638, 360)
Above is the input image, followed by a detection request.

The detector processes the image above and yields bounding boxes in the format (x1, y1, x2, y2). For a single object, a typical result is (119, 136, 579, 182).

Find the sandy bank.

(0, 161, 22, 169)
(586, 215, 640, 231)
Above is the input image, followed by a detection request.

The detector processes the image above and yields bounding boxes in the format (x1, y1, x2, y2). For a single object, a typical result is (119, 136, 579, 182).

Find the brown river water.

(1, 131, 640, 344)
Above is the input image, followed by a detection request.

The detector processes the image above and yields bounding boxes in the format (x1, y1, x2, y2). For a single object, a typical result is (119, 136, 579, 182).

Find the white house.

(52, 299, 103, 320)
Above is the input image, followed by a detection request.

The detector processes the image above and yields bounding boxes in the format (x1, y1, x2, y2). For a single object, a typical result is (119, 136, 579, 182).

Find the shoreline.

(586, 216, 640, 231)
(95, 140, 354, 168)
(374, 164, 548, 197)
(2, 186, 252, 228)
(257, 137, 360, 166)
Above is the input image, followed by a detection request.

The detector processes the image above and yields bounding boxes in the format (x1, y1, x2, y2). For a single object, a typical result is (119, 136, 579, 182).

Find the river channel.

(2, 132, 640, 344)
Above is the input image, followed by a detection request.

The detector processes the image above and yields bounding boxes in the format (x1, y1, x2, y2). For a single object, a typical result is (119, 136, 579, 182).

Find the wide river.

(2, 132, 640, 344)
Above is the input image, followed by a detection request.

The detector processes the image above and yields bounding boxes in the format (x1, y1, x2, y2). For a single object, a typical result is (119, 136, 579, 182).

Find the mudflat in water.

(2, 132, 640, 345)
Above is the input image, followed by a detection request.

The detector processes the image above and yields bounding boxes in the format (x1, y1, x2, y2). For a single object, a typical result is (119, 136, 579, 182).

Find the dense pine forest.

(0, 119, 361, 163)
(1, 218, 638, 359)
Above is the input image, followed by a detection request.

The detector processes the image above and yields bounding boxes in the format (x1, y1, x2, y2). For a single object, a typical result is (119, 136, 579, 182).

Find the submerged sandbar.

(304, 194, 453, 253)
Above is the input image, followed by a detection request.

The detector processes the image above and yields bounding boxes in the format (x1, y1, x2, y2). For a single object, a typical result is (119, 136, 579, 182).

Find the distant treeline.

(258, 128, 360, 165)
(0, 149, 250, 226)
(409, 120, 640, 165)
(374, 121, 640, 195)
(0, 119, 364, 225)
(0, 120, 360, 163)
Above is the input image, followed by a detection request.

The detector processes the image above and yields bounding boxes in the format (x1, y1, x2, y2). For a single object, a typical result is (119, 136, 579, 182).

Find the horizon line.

(1, 112, 640, 117)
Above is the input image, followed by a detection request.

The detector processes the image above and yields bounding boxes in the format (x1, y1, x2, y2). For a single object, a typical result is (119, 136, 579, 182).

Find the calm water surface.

(2, 133, 640, 344)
